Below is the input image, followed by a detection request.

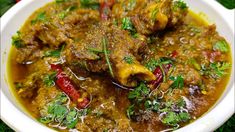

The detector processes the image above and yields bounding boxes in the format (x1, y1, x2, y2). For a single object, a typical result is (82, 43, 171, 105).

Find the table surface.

(0, 0, 234, 131)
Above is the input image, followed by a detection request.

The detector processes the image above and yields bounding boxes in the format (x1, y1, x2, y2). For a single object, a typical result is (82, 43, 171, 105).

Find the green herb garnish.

(80, 0, 100, 10)
(173, 0, 188, 10)
(43, 72, 57, 87)
(213, 40, 229, 53)
(124, 56, 134, 64)
(31, 12, 46, 24)
(209, 62, 231, 78)
(145, 58, 173, 72)
(126, 104, 135, 119)
(58, 6, 77, 19)
(44, 45, 65, 58)
(169, 75, 184, 89)
(128, 82, 150, 101)
(65, 109, 79, 129)
(121, 17, 136, 35)
(102, 37, 114, 78)
(12, 31, 24, 48)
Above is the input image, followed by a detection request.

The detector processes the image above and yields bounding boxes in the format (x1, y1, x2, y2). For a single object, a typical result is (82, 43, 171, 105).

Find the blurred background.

(0, 0, 234, 131)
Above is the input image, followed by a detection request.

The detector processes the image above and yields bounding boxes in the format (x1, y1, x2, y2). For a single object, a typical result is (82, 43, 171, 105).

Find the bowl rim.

(0, 0, 234, 132)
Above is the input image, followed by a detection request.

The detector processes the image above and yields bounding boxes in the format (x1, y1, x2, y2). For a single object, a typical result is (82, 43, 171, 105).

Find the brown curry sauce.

(8, 0, 231, 131)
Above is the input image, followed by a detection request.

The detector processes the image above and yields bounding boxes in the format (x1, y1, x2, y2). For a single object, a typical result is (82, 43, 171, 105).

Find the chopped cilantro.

(144, 99, 159, 111)
(173, 0, 188, 10)
(44, 45, 65, 57)
(128, 82, 150, 101)
(121, 17, 136, 34)
(213, 40, 229, 53)
(31, 12, 46, 24)
(126, 104, 135, 119)
(145, 58, 173, 72)
(169, 75, 184, 89)
(80, 0, 100, 10)
(44, 50, 61, 57)
(65, 109, 78, 129)
(38, 93, 88, 128)
(12, 31, 24, 48)
(162, 111, 180, 126)
(14, 82, 23, 89)
(124, 56, 134, 64)
(58, 6, 77, 19)
(43, 72, 57, 87)
(209, 62, 231, 78)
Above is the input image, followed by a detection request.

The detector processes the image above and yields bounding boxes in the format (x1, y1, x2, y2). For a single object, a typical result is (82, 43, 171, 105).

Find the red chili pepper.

(170, 50, 178, 58)
(150, 64, 172, 89)
(51, 64, 90, 108)
(16, 0, 21, 3)
(99, 0, 115, 20)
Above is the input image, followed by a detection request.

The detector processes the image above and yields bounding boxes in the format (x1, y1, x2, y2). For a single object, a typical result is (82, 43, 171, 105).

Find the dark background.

(0, 0, 234, 131)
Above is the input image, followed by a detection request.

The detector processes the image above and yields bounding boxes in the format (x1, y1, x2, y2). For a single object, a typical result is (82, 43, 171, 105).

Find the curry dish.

(9, 0, 232, 131)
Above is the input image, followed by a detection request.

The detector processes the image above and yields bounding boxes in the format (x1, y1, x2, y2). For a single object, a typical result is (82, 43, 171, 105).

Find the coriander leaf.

(77, 108, 90, 117)
(58, 6, 78, 19)
(213, 40, 229, 53)
(145, 58, 173, 72)
(145, 59, 159, 72)
(128, 82, 150, 100)
(121, 17, 136, 34)
(31, 12, 46, 24)
(144, 100, 152, 109)
(176, 98, 186, 108)
(124, 56, 134, 64)
(14, 82, 23, 89)
(44, 50, 61, 57)
(43, 72, 57, 87)
(169, 75, 184, 89)
(80, 0, 100, 10)
(44, 44, 65, 57)
(12, 31, 24, 48)
(65, 109, 78, 128)
(126, 104, 135, 119)
(209, 62, 231, 78)
(173, 0, 188, 10)
(38, 116, 53, 124)
(179, 112, 191, 121)
(162, 111, 180, 126)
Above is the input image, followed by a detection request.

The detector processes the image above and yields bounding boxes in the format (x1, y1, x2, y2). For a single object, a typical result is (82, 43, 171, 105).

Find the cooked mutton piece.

(63, 22, 156, 87)
(112, 0, 188, 35)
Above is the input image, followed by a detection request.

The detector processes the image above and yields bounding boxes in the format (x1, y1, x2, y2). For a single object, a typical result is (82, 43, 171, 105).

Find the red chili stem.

(50, 64, 89, 108)
(150, 64, 172, 88)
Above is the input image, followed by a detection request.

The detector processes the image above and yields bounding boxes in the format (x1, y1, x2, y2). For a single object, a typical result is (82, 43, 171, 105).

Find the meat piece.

(63, 22, 156, 87)
(14, 8, 100, 64)
(112, 0, 188, 35)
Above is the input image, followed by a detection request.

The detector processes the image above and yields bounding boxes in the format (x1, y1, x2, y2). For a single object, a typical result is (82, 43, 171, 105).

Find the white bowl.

(1, 0, 234, 132)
